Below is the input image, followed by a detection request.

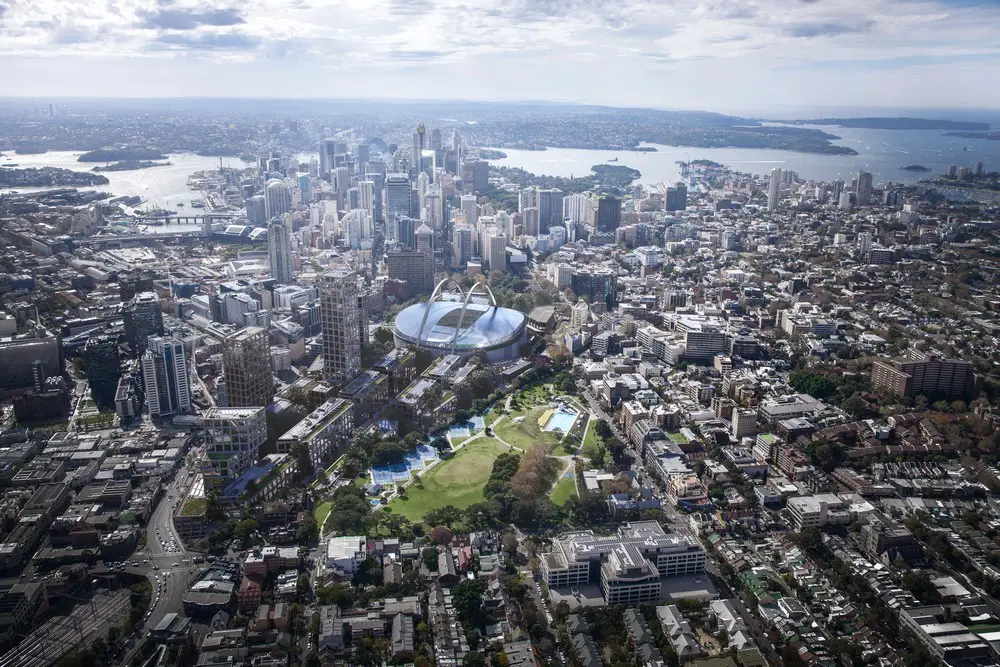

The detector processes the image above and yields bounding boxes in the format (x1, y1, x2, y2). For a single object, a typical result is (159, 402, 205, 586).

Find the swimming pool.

(544, 410, 578, 433)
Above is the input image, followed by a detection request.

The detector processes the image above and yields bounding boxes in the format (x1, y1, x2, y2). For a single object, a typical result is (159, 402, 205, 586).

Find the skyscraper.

(141, 336, 191, 417)
(264, 179, 292, 219)
(201, 407, 266, 491)
(767, 168, 781, 211)
(320, 268, 361, 385)
(665, 183, 688, 211)
(319, 138, 337, 175)
(246, 195, 267, 226)
(856, 170, 874, 206)
(594, 195, 622, 233)
(564, 193, 592, 224)
(123, 291, 164, 358)
(452, 226, 473, 268)
(222, 326, 274, 408)
(537, 189, 563, 234)
(85, 335, 121, 406)
(415, 223, 435, 289)
(411, 124, 426, 178)
(395, 216, 417, 249)
(522, 207, 540, 236)
(359, 180, 375, 222)
(518, 188, 537, 214)
(486, 231, 507, 271)
(268, 221, 293, 285)
(461, 194, 478, 227)
(384, 173, 411, 238)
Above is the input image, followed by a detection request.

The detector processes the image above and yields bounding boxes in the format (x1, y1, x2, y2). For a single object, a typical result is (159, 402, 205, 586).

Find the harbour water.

(3, 125, 999, 214)
(0, 151, 251, 210)
(485, 125, 1000, 186)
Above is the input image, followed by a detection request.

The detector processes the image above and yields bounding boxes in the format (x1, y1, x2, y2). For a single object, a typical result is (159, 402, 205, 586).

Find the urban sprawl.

(2, 115, 1000, 667)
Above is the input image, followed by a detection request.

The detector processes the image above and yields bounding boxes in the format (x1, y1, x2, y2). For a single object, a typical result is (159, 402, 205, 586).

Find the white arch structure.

(415, 279, 500, 355)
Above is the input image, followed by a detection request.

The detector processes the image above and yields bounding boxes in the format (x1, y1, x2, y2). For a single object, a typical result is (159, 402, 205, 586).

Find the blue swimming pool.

(545, 410, 577, 433)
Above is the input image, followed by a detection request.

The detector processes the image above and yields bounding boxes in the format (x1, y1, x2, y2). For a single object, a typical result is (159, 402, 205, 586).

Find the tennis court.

(369, 444, 439, 485)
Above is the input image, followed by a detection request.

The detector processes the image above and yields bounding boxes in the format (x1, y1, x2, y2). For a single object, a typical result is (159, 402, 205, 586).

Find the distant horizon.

(1, 96, 999, 124)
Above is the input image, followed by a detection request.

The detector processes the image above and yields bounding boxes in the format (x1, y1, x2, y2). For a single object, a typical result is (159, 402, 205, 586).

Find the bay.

(484, 125, 1000, 186)
(0, 151, 252, 210)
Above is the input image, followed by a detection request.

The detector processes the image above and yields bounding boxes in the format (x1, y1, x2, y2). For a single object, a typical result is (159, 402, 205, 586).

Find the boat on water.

(191, 199, 204, 208)
(608, 157, 619, 162)
(177, 202, 185, 207)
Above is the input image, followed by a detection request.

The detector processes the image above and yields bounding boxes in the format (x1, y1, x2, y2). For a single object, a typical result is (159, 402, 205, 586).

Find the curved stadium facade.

(393, 281, 527, 362)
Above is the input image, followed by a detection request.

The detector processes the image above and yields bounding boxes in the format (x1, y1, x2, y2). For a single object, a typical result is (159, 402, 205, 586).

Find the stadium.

(393, 280, 527, 362)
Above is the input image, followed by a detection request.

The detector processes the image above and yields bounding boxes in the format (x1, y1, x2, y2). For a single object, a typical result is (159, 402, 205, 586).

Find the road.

(138, 465, 201, 629)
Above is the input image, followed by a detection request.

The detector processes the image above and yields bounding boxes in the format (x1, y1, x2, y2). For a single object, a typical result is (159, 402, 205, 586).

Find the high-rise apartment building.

(564, 193, 592, 224)
(320, 268, 361, 385)
(268, 221, 293, 285)
(264, 179, 292, 220)
(767, 168, 781, 211)
(123, 291, 164, 358)
(222, 326, 274, 408)
(141, 336, 191, 417)
(856, 170, 874, 206)
(871, 355, 977, 399)
(201, 407, 267, 491)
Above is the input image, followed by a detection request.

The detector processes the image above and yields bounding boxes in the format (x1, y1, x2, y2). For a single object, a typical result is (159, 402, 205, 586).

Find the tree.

(422, 546, 439, 571)
(502, 533, 519, 558)
(451, 579, 487, 622)
(902, 570, 942, 604)
(297, 516, 319, 545)
(234, 518, 259, 546)
(462, 653, 487, 667)
(430, 525, 454, 546)
(594, 419, 613, 441)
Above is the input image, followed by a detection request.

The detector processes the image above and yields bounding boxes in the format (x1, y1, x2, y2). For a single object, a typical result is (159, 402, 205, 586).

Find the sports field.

(389, 437, 514, 523)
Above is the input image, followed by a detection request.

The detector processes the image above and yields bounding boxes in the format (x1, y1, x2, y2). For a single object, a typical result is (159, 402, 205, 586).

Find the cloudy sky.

(1, 0, 999, 114)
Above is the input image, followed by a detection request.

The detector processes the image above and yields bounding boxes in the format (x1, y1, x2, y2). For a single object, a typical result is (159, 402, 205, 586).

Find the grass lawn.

(668, 431, 689, 445)
(494, 407, 563, 450)
(549, 473, 577, 505)
(389, 438, 514, 523)
(314, 501, 332, 528)
(581, 415, 601, 459)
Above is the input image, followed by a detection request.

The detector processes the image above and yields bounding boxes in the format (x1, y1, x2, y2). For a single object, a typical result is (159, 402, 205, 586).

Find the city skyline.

(1, 0, 999, 113)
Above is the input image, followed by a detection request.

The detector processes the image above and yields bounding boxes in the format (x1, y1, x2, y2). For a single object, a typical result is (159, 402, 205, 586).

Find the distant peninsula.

(477, 149, 508, 160)
(78, 148, 169, 162)
(901, 165, 931, 172)
(782, 117, 990, 131)
(0, 166, 110, 188)
(92, 160, 172, 172)
(944, 131, 1000, 141)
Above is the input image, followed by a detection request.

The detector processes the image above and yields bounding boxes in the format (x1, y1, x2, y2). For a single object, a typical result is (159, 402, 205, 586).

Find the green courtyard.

(389, 437, 514, 523)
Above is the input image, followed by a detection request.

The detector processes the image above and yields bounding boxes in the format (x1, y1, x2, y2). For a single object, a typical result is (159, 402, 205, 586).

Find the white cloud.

(1, 0, 999, 110)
